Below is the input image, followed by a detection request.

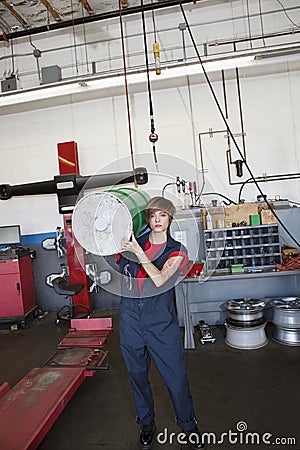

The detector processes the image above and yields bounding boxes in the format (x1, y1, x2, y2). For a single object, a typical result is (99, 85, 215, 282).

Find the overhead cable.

(177, 0, 300, 248)
(118, 0, 137, 186)
(140, 0, 159, 172)
(151, 0, 157, 42)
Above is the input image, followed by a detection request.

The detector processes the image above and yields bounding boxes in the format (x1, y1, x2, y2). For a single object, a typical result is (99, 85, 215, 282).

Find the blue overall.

(117, 231, 197, 430)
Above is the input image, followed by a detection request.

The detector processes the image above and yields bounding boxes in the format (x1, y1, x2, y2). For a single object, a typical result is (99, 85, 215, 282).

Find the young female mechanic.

(118, 196, 205, 450)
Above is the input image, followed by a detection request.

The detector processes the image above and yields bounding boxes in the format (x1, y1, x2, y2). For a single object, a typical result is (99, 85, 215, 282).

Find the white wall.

(0, 0, 300, 235)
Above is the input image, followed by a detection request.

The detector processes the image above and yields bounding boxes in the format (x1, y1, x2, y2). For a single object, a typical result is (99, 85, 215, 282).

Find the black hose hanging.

(177, 0, 300, 248)
(201, 192, 237, 206)
(118, 0, 137, 186)
(140, 0, 159, 172)
(151, 0, 161, 76)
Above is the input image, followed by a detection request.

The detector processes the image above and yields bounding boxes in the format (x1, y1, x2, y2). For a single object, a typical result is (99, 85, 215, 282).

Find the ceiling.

(0, 0, 226, 39)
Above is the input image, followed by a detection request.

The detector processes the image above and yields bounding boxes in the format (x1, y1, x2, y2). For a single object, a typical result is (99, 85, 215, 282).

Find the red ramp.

(0, 367, 85, 450)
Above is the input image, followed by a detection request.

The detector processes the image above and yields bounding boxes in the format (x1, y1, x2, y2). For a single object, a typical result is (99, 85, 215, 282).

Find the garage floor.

(0, 310, 299, 450)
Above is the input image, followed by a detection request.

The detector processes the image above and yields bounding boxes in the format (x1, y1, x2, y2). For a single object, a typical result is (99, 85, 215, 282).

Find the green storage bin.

(230, 264, 244, 274)
(250, 214, 261, 226)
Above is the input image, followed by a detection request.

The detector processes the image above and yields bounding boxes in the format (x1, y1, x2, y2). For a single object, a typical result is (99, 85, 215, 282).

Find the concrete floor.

(0, 310, 299, 450)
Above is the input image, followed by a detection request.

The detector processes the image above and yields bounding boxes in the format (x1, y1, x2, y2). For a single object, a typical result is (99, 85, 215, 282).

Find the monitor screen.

(0, 225, 21, 246)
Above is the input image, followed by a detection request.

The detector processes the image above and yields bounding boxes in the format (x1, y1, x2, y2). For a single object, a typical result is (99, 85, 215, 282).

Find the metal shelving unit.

(204, 224, 281, 272)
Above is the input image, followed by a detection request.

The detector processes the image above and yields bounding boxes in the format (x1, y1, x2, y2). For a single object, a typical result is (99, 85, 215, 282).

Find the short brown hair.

(145, 196, 176, 226)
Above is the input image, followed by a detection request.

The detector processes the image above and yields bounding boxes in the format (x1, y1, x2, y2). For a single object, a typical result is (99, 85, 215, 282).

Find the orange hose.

(276, 254, 300, 271)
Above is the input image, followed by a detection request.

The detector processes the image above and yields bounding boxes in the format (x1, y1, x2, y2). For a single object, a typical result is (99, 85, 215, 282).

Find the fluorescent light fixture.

(202, 55, 255, 72)
(153, 55, 256, 81)
(1, 48, 299, 108)
(255, 47, 300, 60)
(0, 55, 255, 108)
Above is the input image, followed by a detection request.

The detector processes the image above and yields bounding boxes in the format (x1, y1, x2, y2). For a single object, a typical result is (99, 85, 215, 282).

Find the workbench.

(175, 270, 300, 348)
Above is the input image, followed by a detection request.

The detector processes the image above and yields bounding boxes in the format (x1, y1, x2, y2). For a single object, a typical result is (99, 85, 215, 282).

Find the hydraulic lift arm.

(0, 167, 148, 213)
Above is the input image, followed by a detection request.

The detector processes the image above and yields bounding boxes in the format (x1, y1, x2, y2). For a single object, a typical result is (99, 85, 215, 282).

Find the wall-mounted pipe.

(199, 68, 248, 187)
(222, 59, 247, 185)
(198, 129, 227, 191)
(238, 173, 300, 203)
(199, 129, 300, 193)
(208, 25, 300, 48)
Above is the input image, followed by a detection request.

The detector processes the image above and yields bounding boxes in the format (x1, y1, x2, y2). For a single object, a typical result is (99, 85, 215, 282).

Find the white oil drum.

(72, 188, 150, 256)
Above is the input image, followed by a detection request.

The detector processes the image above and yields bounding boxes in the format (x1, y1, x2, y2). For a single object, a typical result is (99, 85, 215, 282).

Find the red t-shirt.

(137, 242, 164, 294)
(136, 240, 187, 294)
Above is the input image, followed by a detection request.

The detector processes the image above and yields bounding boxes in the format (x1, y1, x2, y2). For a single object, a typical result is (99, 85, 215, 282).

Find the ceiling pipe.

(208, 28, 300, 48)
(0, 0, 195, 42)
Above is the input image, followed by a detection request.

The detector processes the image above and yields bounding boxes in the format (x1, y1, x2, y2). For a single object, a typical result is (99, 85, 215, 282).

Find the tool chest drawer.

(0, 258, 20, 275)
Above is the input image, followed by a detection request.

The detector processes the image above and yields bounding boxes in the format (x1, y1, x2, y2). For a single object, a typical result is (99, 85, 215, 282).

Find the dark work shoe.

(181, 427, 206, 449)
(140, 421, 156, 450)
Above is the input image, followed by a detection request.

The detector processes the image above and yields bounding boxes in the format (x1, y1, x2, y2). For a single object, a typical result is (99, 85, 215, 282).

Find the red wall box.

(0, 253, 36, 318)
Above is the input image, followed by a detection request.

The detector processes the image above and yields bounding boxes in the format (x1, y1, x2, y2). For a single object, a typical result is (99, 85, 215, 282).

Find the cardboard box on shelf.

(260, 208, 277, 224)
(282, 247, 298, 263)
(202, 202, 277, 229)
(258, 203, 277, 224)
(225, 203, 258, 227)
(257, 201, 272, 212)
(202, 207, 226, 229)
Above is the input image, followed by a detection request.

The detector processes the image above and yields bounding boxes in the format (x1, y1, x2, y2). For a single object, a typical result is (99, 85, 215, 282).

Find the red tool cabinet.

(0, 251, 36, 318)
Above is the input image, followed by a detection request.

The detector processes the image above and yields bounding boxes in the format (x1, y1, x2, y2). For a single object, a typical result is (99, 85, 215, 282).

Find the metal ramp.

(0, 317, 112, 449)
(0, 368, 85, 450)
(57, 317, 112, 349)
